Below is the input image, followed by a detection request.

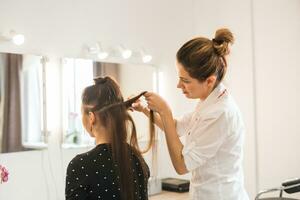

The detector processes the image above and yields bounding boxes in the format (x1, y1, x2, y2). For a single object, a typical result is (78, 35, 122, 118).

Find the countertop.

(149, 191, 189, 200)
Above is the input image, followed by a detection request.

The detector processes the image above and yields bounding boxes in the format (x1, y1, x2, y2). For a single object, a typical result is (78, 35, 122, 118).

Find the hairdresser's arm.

(160, 110, 188, 175)
(144, 92, 188, 175)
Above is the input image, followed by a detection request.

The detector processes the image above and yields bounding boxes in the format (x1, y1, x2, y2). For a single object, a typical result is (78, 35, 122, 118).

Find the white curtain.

(62, 58, 94, 145)
(21, 55, 42, 144)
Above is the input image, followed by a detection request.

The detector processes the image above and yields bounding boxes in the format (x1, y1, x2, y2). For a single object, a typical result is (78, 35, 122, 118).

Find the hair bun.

(212, 28, 234, 56)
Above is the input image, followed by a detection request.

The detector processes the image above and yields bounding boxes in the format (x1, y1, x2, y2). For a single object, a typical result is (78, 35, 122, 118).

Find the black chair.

(255, 178, 300, 200)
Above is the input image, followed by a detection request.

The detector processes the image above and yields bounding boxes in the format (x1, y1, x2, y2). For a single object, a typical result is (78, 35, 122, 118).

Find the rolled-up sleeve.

(182, 111, 229, 171)
(176, 112, 193, 137)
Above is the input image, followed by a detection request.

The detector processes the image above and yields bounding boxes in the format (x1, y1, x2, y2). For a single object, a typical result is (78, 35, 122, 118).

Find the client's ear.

(88, 112, 96, 125)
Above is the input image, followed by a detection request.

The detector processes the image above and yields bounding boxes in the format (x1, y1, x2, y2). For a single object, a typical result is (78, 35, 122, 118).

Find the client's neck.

(94, 127, 111, 145)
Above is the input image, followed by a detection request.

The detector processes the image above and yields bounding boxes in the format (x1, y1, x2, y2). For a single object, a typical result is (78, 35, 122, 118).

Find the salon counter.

(149, 191, 189, 200)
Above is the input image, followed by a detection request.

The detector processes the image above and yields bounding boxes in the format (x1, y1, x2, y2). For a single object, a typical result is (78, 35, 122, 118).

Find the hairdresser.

(132, 28, 249, 199)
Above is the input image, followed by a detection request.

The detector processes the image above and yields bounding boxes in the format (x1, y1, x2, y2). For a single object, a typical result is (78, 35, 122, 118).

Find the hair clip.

(93, 76, 107, 85)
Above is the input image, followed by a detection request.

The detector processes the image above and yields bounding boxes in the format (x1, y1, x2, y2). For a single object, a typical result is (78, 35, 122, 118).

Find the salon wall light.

(86, 42, 109, 60)
(0, 30, 25, 45)
(118, 45, 132, 59)
(85, 43, 153, 63)
(141, 50, 152, 63)
(98, 51, 109, 60)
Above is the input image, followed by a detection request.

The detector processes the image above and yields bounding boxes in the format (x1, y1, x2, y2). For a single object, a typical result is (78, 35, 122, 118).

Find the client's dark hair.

(81, 76, 155, 200)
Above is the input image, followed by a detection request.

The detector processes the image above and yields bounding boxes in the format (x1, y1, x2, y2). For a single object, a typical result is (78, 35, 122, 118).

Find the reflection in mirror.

(0, 52, 46, 153)
(61, 58, 157, 148)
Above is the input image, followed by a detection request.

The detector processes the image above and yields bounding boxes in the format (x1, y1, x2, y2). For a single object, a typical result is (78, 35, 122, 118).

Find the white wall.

(253, 0, 300, 198)
(0, 151, 50, 199)
(193, 1, 300, 199)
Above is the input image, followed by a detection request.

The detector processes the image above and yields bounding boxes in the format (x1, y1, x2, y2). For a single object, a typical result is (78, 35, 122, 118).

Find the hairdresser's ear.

(206, 75, 217, 88)
(88, 112, 96, 125)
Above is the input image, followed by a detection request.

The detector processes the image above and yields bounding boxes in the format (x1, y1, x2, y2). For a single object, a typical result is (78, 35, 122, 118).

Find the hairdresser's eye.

(182, 79, 191, 84)
(179, 76, 191, 83)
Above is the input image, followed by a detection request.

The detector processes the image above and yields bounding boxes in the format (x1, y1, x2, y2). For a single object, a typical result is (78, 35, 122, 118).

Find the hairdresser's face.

(176, 61, 213, 101)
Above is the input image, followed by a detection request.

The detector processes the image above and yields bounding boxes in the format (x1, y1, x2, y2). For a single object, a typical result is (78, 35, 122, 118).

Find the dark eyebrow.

(179, 77, 190, 81)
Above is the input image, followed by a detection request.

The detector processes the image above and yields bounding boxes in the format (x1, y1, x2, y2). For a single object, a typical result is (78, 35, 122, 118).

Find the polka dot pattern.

(65, 144, 149, 200)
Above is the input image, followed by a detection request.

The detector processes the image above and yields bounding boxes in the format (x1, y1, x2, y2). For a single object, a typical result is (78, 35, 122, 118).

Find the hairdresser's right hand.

(127, 95, 146, 112)
(131, 99, 145, 112)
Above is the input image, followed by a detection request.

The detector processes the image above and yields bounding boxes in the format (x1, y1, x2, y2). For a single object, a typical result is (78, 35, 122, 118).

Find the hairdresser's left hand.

(144, 92, 171, 116)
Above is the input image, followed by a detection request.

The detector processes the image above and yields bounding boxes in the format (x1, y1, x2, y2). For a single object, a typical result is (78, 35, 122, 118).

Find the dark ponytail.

(82, 77, 155, 200)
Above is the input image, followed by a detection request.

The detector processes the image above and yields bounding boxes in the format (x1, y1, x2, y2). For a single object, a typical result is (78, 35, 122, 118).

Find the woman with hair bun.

(133, 28, 249, 199)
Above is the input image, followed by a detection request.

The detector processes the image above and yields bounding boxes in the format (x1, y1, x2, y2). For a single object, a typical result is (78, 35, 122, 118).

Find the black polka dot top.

(65, 144, 149, 200)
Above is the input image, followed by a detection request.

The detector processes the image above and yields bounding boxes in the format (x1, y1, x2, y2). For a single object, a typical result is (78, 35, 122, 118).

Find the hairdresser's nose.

(177, 80, 182, 89)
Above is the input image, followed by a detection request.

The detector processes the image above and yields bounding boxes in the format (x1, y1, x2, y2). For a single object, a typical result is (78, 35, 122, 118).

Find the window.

(62, 58, 95, 147)
(21, 55, 45, 147)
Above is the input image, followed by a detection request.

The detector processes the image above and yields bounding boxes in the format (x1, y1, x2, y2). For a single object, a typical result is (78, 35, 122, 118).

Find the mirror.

(0, 53, 157, 152)
(0, 52, 46, 153)
(60, 57, 157, 148)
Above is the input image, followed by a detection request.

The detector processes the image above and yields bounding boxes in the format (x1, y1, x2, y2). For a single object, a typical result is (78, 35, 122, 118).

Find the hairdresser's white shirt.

(176, 83, 249, 200)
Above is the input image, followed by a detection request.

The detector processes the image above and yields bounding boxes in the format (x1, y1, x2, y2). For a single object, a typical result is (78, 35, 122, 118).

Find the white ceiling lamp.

(0, 30, 25, 45)
(97, 51, 109, 60)
(122, 49, 132, 59)
(87, 46, 98, 54)
(85, 43, 153, 64)
(12, 33, 25, 45)
(141, 50, 152, 63)
(142, 54, 152, 63)
(87, 42, 109, 60)
(119, 45, 132, 59)
(96, 42, 109, 60)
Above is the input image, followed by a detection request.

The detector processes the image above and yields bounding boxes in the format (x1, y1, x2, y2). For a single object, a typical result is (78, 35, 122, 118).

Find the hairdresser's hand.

(131, 99, 146, 112)
(144, 92, 171, 116)
(127, 95, 146, 112)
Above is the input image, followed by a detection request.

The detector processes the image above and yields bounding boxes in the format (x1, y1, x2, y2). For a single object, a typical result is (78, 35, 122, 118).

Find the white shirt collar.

(196, 83, 227, 111)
